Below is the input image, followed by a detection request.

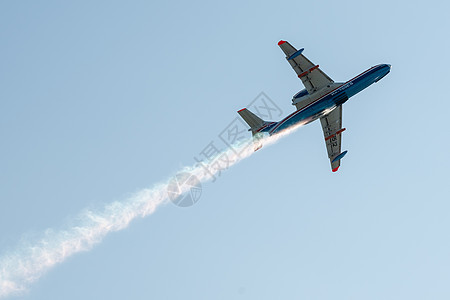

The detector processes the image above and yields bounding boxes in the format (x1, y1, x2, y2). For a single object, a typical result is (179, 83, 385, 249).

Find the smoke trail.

(0, 122, 307, 298)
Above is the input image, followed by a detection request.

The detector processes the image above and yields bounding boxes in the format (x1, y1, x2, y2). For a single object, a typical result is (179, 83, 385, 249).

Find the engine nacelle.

(292, 83, 345, 110)
(292, 89, 309, 105)
(292, 89, 309, 103)
(292, 89, 311, 109)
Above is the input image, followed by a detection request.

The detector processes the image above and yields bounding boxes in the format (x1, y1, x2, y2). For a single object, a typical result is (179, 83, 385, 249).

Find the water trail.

(0, 122, 306, 298)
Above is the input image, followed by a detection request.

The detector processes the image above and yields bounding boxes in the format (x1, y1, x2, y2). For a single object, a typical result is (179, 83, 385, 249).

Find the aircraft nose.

(386, 64, 391, 69)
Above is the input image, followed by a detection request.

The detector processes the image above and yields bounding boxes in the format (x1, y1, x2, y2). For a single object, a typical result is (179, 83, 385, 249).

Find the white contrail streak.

(0, 122, 307, 298)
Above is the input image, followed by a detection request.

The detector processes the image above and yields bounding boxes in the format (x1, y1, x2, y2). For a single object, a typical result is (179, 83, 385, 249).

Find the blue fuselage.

(260, 64, 391, 135)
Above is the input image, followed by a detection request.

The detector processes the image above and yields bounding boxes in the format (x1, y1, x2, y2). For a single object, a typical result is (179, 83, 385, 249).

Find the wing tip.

(237, 108, 246, 112)
(332, 166, 339, 172)
(278, 40, 286, 46)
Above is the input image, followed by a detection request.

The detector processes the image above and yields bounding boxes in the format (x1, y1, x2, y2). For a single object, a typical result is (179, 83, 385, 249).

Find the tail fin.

(237, 108, 267, 151)
(237, 108, 265, 131)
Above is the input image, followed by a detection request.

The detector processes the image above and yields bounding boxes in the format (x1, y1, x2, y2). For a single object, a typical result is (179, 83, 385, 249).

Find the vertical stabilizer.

(237, 108, 268, 151)
(237, 108, 265, 131)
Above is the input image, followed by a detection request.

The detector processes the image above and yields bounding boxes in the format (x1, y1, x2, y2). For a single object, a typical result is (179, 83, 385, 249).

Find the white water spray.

(0, 122, 307, 298)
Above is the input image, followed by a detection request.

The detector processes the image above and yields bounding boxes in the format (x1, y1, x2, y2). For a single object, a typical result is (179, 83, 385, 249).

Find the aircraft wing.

(320, 106, 347, 172)
(278, 40, 334, 94)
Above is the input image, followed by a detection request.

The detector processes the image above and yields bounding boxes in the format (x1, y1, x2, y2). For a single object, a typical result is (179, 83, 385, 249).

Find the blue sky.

(1, 0, 450, 299)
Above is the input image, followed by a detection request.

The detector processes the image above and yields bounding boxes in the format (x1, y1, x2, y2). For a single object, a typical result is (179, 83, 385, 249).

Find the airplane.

(237, 40, 391, 172)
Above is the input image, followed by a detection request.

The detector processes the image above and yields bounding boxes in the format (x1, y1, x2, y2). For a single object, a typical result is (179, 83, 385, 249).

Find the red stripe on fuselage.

(256, 122, 276, 132)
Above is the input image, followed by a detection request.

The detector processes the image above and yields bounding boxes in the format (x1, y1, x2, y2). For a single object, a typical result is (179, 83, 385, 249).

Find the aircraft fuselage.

(257, 64, 391, 135)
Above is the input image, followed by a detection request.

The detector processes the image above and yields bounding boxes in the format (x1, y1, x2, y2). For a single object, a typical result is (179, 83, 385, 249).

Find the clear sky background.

(1, 0, 450, 299)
